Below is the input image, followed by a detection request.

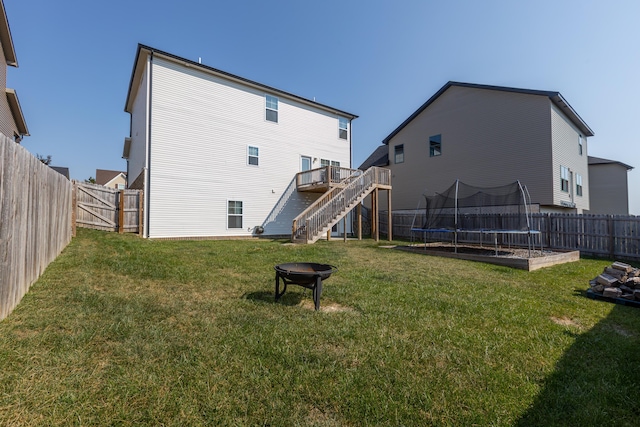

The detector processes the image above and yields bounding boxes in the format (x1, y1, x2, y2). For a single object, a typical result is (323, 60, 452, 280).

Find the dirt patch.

(551, 316, 581, 328)
(299, 300, 357, 313)
(407, 243, 557, 259)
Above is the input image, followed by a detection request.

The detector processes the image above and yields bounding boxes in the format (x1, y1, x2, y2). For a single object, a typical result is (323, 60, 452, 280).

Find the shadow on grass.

(516, 303, 640, 426)
(243, 290, 304, 307)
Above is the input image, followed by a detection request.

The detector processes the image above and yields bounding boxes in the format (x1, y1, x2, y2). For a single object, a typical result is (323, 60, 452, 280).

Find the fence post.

(118, 190, 125, 233)
(608, 215, 615, 259)
(138, 191, 144, 237)
(72, 181, 77, 237)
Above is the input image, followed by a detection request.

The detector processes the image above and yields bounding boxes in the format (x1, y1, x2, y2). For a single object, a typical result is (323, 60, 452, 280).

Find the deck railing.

(296, 166, 357, 188)
(292, 167, 391, 243)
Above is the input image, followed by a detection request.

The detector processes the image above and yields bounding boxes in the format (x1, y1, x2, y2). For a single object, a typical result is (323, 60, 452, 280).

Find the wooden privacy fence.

(1, 135, 73, 321)
(74, 182, 143, 234)
(377, 211, 640, 262)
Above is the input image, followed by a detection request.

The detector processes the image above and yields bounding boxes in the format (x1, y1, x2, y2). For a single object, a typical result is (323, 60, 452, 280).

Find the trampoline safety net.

(417, 180, 535, 232)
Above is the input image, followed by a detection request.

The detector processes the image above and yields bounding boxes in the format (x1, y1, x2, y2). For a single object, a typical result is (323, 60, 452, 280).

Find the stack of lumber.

(589, 262, 640, 301)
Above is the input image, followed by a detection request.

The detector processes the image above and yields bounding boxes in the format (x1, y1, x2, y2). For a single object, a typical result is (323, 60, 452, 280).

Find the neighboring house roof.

(588, 156, 634, 170)
(96, 169, 126, 186)
(359, 145, 389, 170)
(125, 44, 358, 121)
(382, 81, 594, 144)
(0, 0, 17, 67)
(50, 166, 70, 179)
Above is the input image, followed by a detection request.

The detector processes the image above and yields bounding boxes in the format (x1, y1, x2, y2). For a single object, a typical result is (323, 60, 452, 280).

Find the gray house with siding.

(587, 156, 633, 215)
(371, 81, 594, 213)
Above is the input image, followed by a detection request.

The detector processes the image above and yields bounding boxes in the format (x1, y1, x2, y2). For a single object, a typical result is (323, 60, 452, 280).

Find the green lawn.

(1, 229, 639, 426)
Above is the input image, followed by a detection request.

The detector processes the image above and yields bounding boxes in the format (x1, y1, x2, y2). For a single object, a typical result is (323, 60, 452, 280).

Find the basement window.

(227, 200, 243, 229)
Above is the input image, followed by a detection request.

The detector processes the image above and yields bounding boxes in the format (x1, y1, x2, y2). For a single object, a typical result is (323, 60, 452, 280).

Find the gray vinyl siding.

(550, 103, 590, 212)
(588, 164, 629, 214)
(146, 57, 350, 238)
(386, 86, 552, 211)
(0, 40, 18, 140)
(127, 61, 149, 187)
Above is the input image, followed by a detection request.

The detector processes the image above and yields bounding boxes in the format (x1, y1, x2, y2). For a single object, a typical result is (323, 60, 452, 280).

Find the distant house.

(50, 166, 70, 180)
(0, 0, 28, 142)
(367, 81, 595, 213)
(123, 44, 373, 240)
(587, 156, 634, 215)
(96, 169, 127, 189)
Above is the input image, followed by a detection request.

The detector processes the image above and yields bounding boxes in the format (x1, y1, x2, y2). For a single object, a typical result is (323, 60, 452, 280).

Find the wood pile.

(589, 262, 640, 301)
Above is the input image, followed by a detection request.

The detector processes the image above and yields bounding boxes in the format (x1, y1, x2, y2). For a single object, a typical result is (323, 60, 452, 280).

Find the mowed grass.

(1, 229, 639, 426)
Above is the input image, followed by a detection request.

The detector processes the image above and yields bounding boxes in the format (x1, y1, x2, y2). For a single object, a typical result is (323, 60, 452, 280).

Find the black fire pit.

(274, 263, 338, 311)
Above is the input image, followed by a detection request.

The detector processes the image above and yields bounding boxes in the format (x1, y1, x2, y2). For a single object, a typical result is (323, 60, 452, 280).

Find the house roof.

(6, 88, 28, 136)
(96, 169, 126, 186)
(0, 0, 17, 67)
(359, 145, 389, 170)
(50, 166, 70, 179)
(125, 44, 358, 121)
(588, 156, 633, 170)
(382, 81, 595, 144)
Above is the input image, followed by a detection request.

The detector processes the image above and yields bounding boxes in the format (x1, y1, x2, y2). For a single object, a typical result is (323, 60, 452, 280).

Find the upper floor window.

(266, 95, 278, 123)
(429, 134, 442, 157)
(227, 200, 243, 229)
(578, 135, 583, 155)
(394, 144, 404, 164)
(339, 117, 348, 140)
(576, 174, 583, 196)
(248, 146, 259, 166)
(560, 165, 570, 192)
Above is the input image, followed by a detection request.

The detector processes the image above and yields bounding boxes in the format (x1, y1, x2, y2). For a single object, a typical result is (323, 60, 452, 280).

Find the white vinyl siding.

(144, 57, 350, 238)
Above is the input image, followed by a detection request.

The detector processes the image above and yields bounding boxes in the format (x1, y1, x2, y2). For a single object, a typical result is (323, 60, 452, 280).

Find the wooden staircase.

(291, 166, 391, 244)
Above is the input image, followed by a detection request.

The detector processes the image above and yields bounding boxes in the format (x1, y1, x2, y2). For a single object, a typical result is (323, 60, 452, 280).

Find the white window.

(227, 201, 243, 229)
(116, 184, 126, 190)
(248, 146, 259, 166)
(266, 95, 278, 123)
(576, 174, 583, 196)
(560, 166, 570, 192)
(394, 144, 404, 164)
(339, 117, 348, 139)
(578, 135, 583, 155)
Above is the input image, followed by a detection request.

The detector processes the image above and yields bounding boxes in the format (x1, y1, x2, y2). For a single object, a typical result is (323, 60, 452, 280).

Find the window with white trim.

(265, 95, 278, 123)
(576, 174, 583, 196)
(339, 117, 348, 139)
(560, 166, 570, 192)
(227, 201, 243, 229)
(248, 146, 259, 166)
(429, 134, 442, 157)
(394, 144, 404, 164)
(578, 135, 583, 155)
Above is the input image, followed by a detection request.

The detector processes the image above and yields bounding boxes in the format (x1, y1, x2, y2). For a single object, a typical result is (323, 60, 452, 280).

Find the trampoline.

(410, 180, 541, 256)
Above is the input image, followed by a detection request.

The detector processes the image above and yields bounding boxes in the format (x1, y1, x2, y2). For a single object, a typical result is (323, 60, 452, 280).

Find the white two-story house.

(365, 81, 595, 214)
(123, 44, 359, 239)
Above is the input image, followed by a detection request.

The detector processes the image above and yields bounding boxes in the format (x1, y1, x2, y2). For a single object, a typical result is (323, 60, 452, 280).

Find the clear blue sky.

(6, 0, 639, 214)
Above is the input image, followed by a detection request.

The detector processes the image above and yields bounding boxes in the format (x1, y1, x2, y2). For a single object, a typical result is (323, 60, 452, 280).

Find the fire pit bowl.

(274, 263, 337, 311)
